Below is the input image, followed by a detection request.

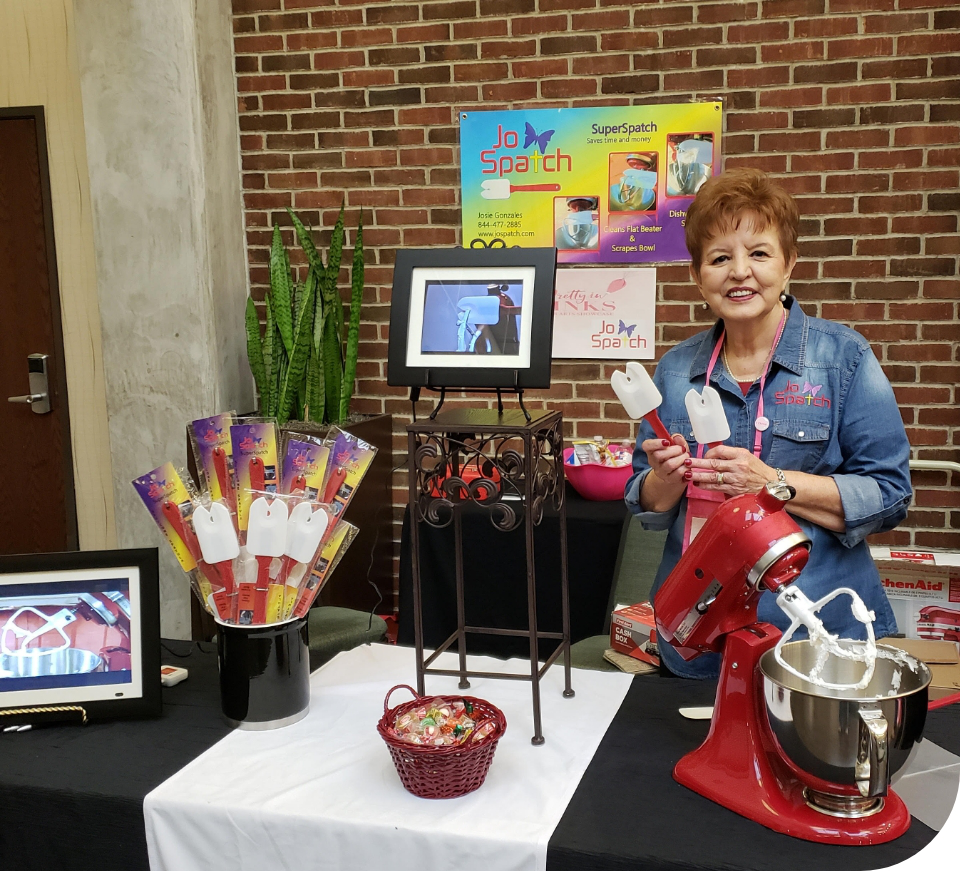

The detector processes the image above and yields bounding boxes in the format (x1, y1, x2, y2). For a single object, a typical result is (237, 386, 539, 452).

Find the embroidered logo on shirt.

(775, 380, 831, 408)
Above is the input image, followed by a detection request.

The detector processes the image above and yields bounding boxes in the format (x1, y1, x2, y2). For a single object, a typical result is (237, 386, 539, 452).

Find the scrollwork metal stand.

(407, 408, 573, 745)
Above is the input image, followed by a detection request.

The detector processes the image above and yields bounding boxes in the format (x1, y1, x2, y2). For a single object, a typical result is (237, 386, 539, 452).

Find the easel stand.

(406, 407, 574, 744)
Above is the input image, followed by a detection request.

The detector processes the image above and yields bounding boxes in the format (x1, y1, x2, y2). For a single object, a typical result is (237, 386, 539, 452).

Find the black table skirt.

(398, 483, 628, 659)
(0, 639, 231, 871)
(548, 674, 960, 871)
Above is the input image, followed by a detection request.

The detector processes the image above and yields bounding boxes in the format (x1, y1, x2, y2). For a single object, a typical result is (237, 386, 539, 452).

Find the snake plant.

(245, 203, 364, 425)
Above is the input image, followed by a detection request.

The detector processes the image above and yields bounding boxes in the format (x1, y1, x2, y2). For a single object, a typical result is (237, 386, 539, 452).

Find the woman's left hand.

(687, 446, 776, 497)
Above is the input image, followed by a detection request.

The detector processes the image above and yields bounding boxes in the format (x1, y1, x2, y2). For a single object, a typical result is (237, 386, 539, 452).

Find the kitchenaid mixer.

(653, 480, 931, 844)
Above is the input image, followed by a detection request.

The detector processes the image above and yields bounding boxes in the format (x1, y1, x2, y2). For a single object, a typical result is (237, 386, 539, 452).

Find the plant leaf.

(278, 276, 316, 426)
(287, 208, 324, 274)
(321, 201, 345, 305)
(245, 297, 267, 413)
(269, 224, 294, 357)
(305, 333, 324, 423)
(322, 307, 342, 423)
(340, 212, 364, 421)
(262, 291, 276, 416)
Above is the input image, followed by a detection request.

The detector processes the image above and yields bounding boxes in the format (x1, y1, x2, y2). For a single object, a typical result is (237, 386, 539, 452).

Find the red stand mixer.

(653, 481, 931, 845)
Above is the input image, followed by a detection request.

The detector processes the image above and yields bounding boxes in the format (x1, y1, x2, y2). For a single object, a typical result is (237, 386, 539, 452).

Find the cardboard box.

(878, 636, 960, 701)
(610, 602, 659, 667)
(871, 547, 960, 642)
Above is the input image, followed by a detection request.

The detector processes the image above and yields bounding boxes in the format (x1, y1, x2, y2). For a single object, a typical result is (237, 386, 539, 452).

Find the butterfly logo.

(523, 122, 555, 152)
(801, 381, 822, 396)
(618, 320, 637, 337)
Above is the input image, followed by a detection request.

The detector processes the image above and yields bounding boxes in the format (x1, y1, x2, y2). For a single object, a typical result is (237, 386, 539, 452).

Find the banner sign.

(460, 102, 722, 265)
(552, 267, 656, 359)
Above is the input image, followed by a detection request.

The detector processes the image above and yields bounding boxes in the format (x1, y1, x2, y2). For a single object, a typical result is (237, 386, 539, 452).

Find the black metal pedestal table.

(407, 408, 574, 744)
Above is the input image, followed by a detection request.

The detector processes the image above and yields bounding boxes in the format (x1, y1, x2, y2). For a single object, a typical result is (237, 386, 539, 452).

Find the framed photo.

(0, 548, 161, 724)
(387, 246, 558, 390)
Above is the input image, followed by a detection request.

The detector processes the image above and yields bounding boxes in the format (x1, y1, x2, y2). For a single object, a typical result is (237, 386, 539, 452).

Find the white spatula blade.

(285, 502, 329, 564)
(246, 497, 288, 557)
(685, 385, 730, 445)
(193, 502, 240, 564)
(611, 362, 662, 420)
(480, 179, 510, 200)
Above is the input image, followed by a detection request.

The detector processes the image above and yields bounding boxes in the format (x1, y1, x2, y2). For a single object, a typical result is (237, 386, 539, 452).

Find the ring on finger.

(716, 471, 724, 486)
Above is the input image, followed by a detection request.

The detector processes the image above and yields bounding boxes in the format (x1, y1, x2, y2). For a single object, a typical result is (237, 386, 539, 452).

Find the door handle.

(7, 354, 52, 414)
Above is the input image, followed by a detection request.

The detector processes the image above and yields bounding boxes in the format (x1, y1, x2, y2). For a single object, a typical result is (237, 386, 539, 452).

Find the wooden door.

(0, 108, 78, 553)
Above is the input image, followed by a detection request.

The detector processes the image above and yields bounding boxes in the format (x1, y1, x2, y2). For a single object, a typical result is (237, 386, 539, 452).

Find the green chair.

(566, 517, 667, 671)
(308, 606, 387, 671)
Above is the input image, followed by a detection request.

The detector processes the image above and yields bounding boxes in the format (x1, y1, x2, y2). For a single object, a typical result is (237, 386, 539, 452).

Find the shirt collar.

(690, 296, 806, 381)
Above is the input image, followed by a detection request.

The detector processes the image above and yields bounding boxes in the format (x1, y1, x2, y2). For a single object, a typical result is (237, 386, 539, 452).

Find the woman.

(624, 168, 912, 678)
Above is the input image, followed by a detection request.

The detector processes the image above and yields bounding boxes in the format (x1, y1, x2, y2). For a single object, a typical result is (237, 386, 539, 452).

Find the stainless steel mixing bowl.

(759, 640, 930, 805)
(0, 647, 102, 677)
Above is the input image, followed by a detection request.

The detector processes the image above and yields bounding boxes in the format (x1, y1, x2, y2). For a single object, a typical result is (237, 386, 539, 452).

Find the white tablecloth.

(144, 644, 632, 871)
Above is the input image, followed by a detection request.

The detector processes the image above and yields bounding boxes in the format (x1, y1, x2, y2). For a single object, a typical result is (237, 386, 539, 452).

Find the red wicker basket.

(377, 684, 507, 799)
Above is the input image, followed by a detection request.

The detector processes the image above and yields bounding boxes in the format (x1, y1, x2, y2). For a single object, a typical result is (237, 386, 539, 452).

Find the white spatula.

(480, 179, 562, 200)
(192, 501, 240, 616)
(244, 497, 288, 623)
(611, 362, 674, 443)
(685, 385, 730, 448)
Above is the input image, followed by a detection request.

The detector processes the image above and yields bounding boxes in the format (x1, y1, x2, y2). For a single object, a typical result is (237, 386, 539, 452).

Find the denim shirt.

(624, 297, 912, 678)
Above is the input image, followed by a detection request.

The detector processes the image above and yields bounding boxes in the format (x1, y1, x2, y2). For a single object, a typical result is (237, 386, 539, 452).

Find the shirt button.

(798, 430, 805, 438)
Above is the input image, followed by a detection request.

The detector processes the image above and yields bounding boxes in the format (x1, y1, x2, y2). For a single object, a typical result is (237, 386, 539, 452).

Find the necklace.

(722, 344, 764, 382)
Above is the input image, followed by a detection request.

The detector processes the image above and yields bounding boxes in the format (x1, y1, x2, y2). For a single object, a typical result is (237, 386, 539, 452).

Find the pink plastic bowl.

(562, 447, 632, 502)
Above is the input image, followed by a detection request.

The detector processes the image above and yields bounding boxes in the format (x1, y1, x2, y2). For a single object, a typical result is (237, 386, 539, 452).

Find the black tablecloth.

(548, 675, 959, 871)
(398, 483, 627, 658)
(0, 639, 231, 871)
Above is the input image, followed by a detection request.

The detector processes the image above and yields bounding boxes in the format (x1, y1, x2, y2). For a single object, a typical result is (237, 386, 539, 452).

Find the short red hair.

(684, 169, 799, 277)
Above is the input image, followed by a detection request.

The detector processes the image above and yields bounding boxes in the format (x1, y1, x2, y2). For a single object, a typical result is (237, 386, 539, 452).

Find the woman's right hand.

(639, 434, 690, 512)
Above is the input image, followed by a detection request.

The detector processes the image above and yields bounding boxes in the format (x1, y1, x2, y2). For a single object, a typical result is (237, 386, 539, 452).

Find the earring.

(702, 302, 708, 310)
(779, 292, 787, 302)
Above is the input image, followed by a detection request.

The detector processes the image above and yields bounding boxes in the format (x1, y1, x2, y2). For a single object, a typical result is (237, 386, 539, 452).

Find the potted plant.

(245, 202, 363, 427)
(243, 204, 393, 614)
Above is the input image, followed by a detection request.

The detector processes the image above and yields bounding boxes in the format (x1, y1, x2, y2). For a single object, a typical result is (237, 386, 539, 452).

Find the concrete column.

(74, 0, 252, 637)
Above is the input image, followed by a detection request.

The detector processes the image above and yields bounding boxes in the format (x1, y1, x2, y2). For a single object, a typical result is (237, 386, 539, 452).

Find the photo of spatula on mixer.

(480, 180, 561, 199)
(610, 362, 679, 446)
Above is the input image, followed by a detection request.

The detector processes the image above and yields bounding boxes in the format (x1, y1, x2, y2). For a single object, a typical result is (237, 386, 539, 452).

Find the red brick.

(237, 74, 287, 92)
(864, 12, 930, 33)
(857, 236, 922, 257)
(600, 31, 659, 51)
(760, 87, 823, 108)
(345, 69, 397, 88)
(825, 173, 890, 194)
(793, 16, 858, 38)
(892, 215, 957, 234)
(234, 34, 284, 53)
(895, 126, 960, 147)
(484, 81, 540, 101)
(512, 58, 569, 78)
(859, 194, 923, 213)
(454, 62, 510, 82)
(308, 8, 362, 28)
(312, 50, 366, 70)
(397, 106, 452, 125)
(761, 41, 824, 63)
(258, 12, 309, 31)
(403, 227, 457, 245)
(454, 19, 509, 39)
(266, 171, 318, 189)
(511, 14, 568, 36)
(727, 111, 789, 132)
(899, 32, 960, 55)
(422, 1, 479, 21)
(825, 129, 890, 148)
(792, 152, 855, 171)
(573, 54, 631, 75)
(396, 24, 451, 44)
(893, 170, 960, 191)
(540, 78, 597, 99)
(481, 40, 538, 59)
(366, 3, 421, 25)
(862, 58, 928, 80)
(728, 66, 790, 88)
(345, 150, 397, 168)
(341, 27, 395, 48)
(573, 10, 632, 31)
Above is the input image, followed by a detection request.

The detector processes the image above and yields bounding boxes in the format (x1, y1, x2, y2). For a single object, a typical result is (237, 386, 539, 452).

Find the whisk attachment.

(774, 586, 877, 691)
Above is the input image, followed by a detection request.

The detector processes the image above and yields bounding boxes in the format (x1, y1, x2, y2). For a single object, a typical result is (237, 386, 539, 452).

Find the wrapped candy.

(392, 697, 494, 747)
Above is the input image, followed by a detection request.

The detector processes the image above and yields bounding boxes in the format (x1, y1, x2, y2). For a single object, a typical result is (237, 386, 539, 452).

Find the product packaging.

(871, 547, 960, 642)
(609, 601, 660, 667)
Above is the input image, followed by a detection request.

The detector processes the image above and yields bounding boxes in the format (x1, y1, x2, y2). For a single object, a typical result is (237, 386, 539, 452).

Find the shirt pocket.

(766, 420, 831, 473)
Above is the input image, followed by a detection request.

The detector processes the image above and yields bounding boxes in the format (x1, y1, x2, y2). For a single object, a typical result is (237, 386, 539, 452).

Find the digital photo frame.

(0, 548, 161, 724)
(387, 246, 558, 391)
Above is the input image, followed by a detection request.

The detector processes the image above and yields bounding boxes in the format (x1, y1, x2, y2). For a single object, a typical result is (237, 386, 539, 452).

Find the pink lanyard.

(702, 307, 787, 459)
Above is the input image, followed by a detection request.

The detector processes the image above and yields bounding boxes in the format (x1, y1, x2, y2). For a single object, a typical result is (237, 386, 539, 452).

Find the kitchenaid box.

(871, 547, 960, 643)
(610, 601, 659, 666)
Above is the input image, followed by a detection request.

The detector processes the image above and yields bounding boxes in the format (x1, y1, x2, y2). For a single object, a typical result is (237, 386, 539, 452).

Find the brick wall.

(231, 0, 960, 602)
